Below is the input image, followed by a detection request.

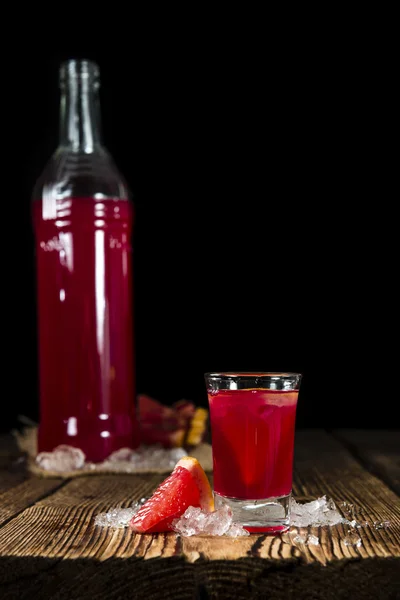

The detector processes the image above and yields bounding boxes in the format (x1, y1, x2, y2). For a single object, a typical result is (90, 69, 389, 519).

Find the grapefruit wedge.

(130, 457, 214, 533)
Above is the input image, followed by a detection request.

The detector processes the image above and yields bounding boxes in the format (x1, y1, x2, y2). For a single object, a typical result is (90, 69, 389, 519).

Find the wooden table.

(0, 429, 399, 599)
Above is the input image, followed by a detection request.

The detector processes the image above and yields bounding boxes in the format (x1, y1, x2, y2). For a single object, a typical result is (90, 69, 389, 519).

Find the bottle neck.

(59, 75, 102, 152)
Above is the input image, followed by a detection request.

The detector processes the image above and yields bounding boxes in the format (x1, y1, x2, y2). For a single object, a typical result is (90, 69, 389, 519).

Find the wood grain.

(0, 432, 20, 465)
(0, 555, 397, 600)
(0, 430, 399, 599)
(0, 430, 64, 526)
(333, 429, 400, 495)
(0, 429, 398, 571)
(290, 430, 400, 565)
(0, 433, 26, 492)
(0, 474, 65, 528)
(0, 474, 295, 562)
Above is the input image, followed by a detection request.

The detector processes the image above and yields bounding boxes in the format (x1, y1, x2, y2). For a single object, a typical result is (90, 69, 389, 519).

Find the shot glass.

(205, 372, 302, 533)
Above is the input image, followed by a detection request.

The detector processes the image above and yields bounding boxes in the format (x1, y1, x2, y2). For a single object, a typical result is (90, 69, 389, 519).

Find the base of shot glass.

(214, 491, 291, 533)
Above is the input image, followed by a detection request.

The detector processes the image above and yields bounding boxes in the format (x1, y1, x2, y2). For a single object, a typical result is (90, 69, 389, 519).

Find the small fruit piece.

(137, 394, 209, 448)
(130, 456, 214, 533)
(138, 426, 185, 448)
(185, 407, 209, 447)
(138, 394, 177, 421)
(172, 399, 196, 421)
(138, 394, 181, 447)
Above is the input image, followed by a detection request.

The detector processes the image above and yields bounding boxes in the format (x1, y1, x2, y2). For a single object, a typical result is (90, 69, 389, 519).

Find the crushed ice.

(374, 520, 391, 530)
(93, 495, 391, 542)
(94, 502, 249, 538)
(36, 445, 85, 472)
(343, 532, 362, 547)
(290, 495, 343, 527)
(35, 444, 187, 473)
(172, 505, 249, 537)
(291, 533, 320, 545)
(95, 507, 139, 528)
(95, 499, 148, 528)
(288, 496, 391, 547)
(99, 446, 187, 472)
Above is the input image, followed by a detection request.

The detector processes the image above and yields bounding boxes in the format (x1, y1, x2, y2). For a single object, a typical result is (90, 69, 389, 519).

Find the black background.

(1, 35, 394, 433)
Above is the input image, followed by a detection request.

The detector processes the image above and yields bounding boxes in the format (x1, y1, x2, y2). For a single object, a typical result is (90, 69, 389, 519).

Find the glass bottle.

(32, 59, 139, 462)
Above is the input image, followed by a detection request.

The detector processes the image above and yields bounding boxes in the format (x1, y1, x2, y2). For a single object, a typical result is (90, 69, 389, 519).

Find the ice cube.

(325, 497, 337, 511)
(292, 533, 308, 544)
(171, 506, 206, 536)
(36, 443, 189, 474)
(95, 506, 140, 528)
(340, 501, 366, 522)
(36, 445, 85, 472)
(290, 496, 344, 527)
(132, 446, 187, 470)
(373, 520, 390, 530)
(344, 532, 362, 547)
(225, 522, 250, 537)
(123, 445, 187, 470)
(290, 531, 320, 545)
(345, 519, 359, 528)
(95, 497, 147, 528)
(307, 534, 320, 545)
(172, 505, 249, 537)
(260, 392, 298, 407)
(93, 445, 188, 473)
(106, 448, 134, 462)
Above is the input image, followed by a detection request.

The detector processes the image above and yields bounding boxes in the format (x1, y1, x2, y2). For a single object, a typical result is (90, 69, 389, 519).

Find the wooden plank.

(0, 470, 29, 495)
(0, 432, 19, 457)
(0, 430, 398, 570)
(0, 475, 65, 528)
(0, 474, 165, 559)
(0, 431, 66, 526)
(0, 430, 399, 599)
(333, 429, 400, 495)
(290, 430, 400, 565)
(0, 474, 290, 562)
(0, 440, 27, 491)
(0, 554, 397, 600)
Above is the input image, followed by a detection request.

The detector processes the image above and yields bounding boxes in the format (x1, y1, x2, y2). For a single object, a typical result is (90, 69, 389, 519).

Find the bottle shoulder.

(33, 146, 130, 201)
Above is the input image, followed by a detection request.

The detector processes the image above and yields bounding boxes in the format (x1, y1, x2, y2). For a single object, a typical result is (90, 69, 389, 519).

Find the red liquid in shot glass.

(208, 388, 298, 500)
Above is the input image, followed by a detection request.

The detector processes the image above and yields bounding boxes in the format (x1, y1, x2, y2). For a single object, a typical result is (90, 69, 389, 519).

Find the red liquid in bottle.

(33, 196, 139, 462)
(32, 60, 139, 462)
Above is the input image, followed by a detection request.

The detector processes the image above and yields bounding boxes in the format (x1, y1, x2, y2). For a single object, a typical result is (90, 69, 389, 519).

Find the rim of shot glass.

(204, 372, 302, 391)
